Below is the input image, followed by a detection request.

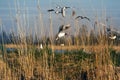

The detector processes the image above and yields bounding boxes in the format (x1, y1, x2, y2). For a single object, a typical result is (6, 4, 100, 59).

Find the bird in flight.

(106, 27, 120, 40)
(61, 7, 70, 17)
(75, 16, 90, 21)
(58, 24, 71, 32)
(47, 9, 55, 12)
(56, 24, 71, 40)
(55, 6, 70, 17)
(56, 32, 67, 40)
(109, 35, 116, 40)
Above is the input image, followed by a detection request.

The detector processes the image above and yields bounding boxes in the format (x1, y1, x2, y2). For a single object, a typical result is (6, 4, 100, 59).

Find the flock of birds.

(40, 5, 120, 49)
(48, 6, 71, 17)
(47, 5, 90, 21)
(47, 5, 91, 41)
(48, 5, 120, 40)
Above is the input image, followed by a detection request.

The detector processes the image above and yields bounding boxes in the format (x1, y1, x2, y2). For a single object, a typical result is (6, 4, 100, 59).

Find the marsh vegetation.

(0, 0, 120, 80)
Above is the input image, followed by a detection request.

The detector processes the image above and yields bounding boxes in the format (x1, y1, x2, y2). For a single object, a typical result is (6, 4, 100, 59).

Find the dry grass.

(0, 1, 120, 80)
(0, 44, 120, 80)
(5, 44, 120, 51)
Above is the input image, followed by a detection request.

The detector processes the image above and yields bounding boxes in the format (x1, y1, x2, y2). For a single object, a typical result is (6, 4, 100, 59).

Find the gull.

(47, 9, 55, 12)
(56, 32, 67, 40)
(106, 27, 120, 40)
(60, 44, 64, 46)
(106, 27, 120, 35)
(58, 24, 71, 32)
(61, 7, 70, 17)
(40, 44, 43, 49)
(107, 30, 120, 40)
(55, 6, 70, 17)
(56, 24, 71, 40)
(109, 35, 116, 40)
(75, 16, 90, 21)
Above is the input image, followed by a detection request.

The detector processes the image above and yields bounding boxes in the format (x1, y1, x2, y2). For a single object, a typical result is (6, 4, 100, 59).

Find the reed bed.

(0, 0, 120, 80)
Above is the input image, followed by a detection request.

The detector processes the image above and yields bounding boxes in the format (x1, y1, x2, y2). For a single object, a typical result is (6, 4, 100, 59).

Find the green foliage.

(109, 48, 120, 66)
(34, 48, 44, 60)
(3, 47, 120, 79)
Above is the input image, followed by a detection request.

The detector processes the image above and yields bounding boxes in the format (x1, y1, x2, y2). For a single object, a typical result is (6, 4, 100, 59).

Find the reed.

(0, 0, 119, 80)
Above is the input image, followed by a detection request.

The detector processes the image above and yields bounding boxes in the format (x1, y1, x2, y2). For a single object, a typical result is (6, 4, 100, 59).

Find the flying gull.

(55, 6, 70, 17)
(47, 9, 55, 12)
(56, 24, 71, 40)
(109, 35, 116, 40)
(58, 24, 71, 32)
(56, 32, 67, 40)
(75, 16, 90, 21)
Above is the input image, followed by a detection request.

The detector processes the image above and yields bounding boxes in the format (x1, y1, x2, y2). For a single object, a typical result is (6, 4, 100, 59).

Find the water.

(6, 48, 18, 53)
(54, 49, 67, 53)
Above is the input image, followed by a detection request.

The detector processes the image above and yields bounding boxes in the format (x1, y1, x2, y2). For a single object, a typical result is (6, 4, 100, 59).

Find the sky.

(0, 0, 120, 36)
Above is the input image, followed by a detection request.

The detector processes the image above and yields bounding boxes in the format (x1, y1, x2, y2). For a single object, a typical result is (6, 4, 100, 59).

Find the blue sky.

(0, 0, 120, 35)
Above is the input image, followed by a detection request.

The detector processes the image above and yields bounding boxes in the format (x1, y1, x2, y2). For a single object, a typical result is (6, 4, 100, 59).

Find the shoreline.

(4, 44, 120, 51)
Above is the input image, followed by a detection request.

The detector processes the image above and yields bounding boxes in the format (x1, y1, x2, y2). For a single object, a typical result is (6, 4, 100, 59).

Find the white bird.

(55, 6, 70, 17)
(56, 24, 70, 40)
(61, 7, 70, 17)
(40, 44, 43, 49)
(56, 32, 67, 40)
(109, 35, 116, 40)
(60, 44, 64, 46)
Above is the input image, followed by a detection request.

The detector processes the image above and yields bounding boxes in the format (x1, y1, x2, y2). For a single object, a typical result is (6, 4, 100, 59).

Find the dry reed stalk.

(74, 20, 80, 46)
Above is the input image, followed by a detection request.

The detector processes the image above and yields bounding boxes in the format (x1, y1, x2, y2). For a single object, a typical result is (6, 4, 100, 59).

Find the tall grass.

(0, 0, 120, 80)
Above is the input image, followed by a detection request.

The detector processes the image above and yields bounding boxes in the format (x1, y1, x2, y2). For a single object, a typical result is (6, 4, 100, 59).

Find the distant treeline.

(0, 28, 120, 46)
